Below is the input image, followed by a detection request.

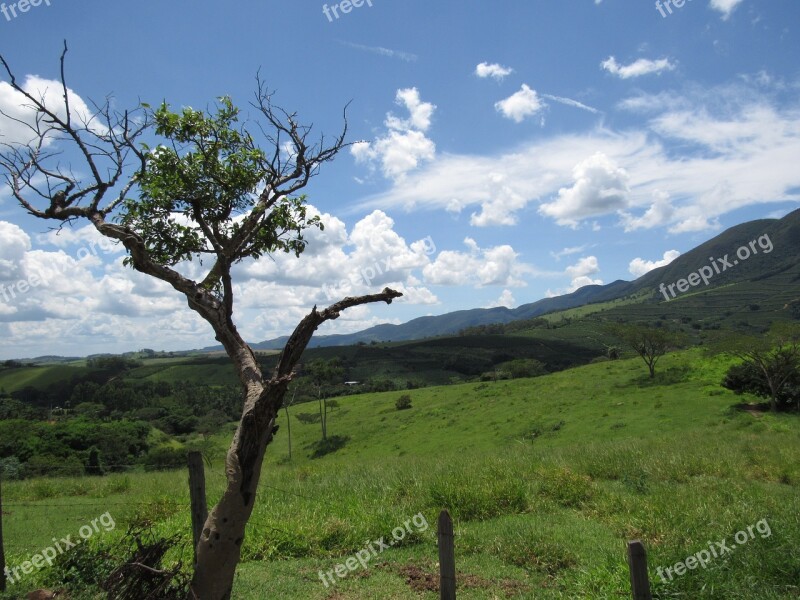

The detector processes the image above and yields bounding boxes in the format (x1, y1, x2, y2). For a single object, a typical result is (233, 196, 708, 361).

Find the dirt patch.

(392, 562, 530, 597)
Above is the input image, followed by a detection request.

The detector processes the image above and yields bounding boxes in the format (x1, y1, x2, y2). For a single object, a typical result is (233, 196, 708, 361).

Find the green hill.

(2, 349, 799, 599)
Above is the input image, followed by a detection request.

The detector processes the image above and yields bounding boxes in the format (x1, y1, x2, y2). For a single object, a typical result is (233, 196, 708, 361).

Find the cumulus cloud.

(601, 56, 676, 79)
(356, 79, 800, 234)
(351, 88, 436, 181)
(619, 191, 676, 231)
(0, 208, 442, 358)
(495, 84, 545, 122)
(484, 289, 516, 309)
(546, 255, 603, 297)
(0, 76, 97, 147)
(469, 172, 530, 227)
(629, 250, 681, 278)
(539, 152, 631, 227)
(475, 62, 513, 81)
(423, 238, 530, 287)
(709, 0, 744, 19)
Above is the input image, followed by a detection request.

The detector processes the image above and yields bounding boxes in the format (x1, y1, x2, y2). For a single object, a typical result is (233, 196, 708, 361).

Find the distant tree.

(282, 381, 303, 461)
(0, 45, 401, 597)
(197, 409, 230, 440)
(499, 358, 548, 379)
(306, 358, 344, 441)
(605, 323, 685, 378)
(717, 323, 800, 412)
(85, 445, 105, 476)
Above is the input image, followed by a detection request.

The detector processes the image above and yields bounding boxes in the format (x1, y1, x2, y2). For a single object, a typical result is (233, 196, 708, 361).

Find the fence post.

(0, 471, 5, 592)
(627, 540, 653, 600)
(187, 451, 208, 568)
(438, 509, 456, 600)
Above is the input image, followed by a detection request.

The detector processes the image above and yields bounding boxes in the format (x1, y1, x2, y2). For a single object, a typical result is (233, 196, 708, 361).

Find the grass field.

(2, 349, 799, 598)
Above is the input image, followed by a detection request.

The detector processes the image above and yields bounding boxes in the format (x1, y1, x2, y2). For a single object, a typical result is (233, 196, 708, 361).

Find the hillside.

(3, 349, 799, 599)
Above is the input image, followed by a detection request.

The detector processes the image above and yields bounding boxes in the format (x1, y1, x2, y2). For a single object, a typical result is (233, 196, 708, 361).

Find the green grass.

(3, 349, 799, 598)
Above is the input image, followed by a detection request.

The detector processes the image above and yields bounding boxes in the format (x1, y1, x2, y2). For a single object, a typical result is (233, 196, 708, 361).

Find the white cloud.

(475, 62, 513, 81)
(565, 256, 600, 280)
(550, 245, 589, 261)
(423, 238, 530, 287)
(542, 94, 601, 114)
(351, 88, 437, 181)
(619, 191, 676, 231)
(0, 207, 443, 358)
(546, 255, 603, 297)
(495, 84, 545, 122)
(601, 56, 676, 79)
(338, 41, 418, 62)
(539, 152, 630, 227)
(709, 0, 744, 20)
(485, 289, 516, 309)
(469, 172, 530, 227)
(0, 75, 97, 147)
(357, 79, 800, 234)
(629, 250, 681, 278)
(385, 88, 436, 132)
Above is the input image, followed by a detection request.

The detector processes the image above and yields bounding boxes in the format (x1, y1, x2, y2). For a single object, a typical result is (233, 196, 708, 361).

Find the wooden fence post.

(0, 471, 6, 592)
(627, 540, 653, 600)
(438, 509, 456, 600)
(187, 451, 208, 568)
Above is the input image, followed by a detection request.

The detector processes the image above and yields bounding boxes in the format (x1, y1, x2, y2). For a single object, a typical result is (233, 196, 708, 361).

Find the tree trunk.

(190, 384, 281, 599)
(284, 404, 292, 461)
(189, 288, 402, 599)
(318, 395, 328, 441)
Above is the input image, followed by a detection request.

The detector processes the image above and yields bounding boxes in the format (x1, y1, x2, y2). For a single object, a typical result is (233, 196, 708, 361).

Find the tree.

(717, 323, 800, 412)
(605, 323, 684, 378)
(282, 381, 304, 461)
(305, 358, 344, 441)
(0, 45, 401, 599)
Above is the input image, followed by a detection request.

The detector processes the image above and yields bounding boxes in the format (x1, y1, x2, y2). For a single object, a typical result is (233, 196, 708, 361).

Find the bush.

(722, 359, 800, 411)
(0, 456, 24, 480)
(25, 454, 84, 478)
(395, 394, 413, 410)
(499, 358, 548, 379)
(142, 446, 186, 471)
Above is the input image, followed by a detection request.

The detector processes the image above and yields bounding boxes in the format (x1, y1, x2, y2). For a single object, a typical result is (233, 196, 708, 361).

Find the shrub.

(396, 394, 413, 410)
(0, 456, 24, 480)
(142, 446, 186, 471)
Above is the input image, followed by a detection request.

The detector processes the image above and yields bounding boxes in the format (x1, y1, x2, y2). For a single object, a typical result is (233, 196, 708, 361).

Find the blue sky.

(1, 0, 799, 358)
